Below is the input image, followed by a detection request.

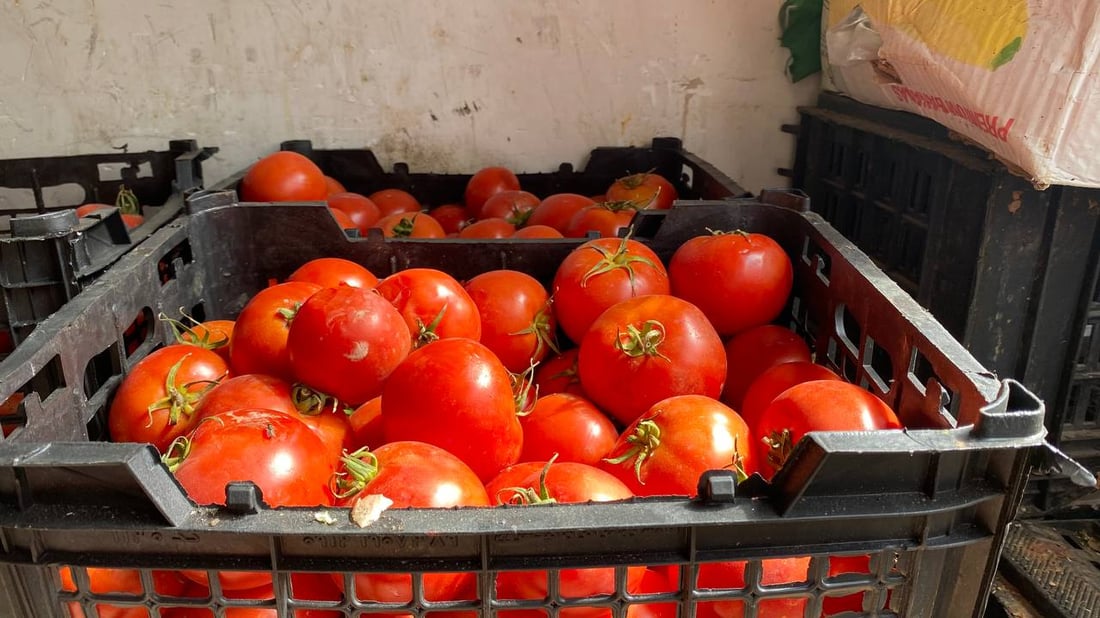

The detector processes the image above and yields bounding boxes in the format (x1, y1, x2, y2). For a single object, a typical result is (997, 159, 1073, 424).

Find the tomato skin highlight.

(287, 286, 412, 406)
(381, 338, 522, 482)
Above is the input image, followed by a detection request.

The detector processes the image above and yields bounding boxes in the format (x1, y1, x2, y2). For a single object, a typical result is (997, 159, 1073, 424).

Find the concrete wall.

(0, 1, 818, 195)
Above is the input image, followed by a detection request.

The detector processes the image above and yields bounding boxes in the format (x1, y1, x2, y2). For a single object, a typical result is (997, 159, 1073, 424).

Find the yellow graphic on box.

(828, 0, 1028, 70)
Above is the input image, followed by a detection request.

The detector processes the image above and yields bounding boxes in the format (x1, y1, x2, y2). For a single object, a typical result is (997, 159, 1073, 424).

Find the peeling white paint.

(0, 0, 819, 194)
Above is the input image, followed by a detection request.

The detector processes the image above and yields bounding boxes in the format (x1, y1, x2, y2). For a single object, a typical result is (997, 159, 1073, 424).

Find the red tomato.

(174, 318, 234, 364)
(229, 282, 322, 381)
(171, 408, 334, 507)
(480, 190, 540, 226)
(382, 338, 522, 482)
(327, 192, 381, 235)
(527, 193, 596, 233)
(368, 189, 421, 216)
(194, 374, 350, 464)
(323, 175, 346, 195)
(373, 212, 446, 238)
(347, 396, 384, 450)
(519, 393, 617, 466)
(720, 325, 811, 412)
(512, 224, 564, 239)
(239, 152, 327, 202)
(534, 348, 586, 397)
(108, 345, 229, 452)
(578, 295, 726, 426)
(375, 268, 482, 346)
(175, 572, 343, 618)
(740, 362, 841, 431)
(287, 286, 412, 406)
(287, 257, 379, 289)
(465, 167, 521, 218)
(823, 554, 876, 615)
(59, 566, 187, 618)
(428, 204, 471, 235)
(669, 232, 793, 337)
(564, 202, 641, 238)
(490, 460, 644, 618)
(755, 381, 902, 480)
(327, 207, 357, 231)
(464, 270, 556, 373)
(626, 568, 678, 618)
(600, 395, 753, 497)
(606, 172, 677, 211)
(552, 237, 670, 346)
(458, 217, 515, 238)
(331, 441, 487, 614)
(696, 557, 811, 618)
(74, 203, 112, 218)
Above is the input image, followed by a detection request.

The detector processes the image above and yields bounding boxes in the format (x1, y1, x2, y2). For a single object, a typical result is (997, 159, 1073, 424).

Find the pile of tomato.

(63, 158, 906, 618)
(237, 150, 679, 239)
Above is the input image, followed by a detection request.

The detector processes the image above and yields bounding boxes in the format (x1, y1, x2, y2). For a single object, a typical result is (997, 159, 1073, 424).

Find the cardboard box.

(821, 0, 1100, 189)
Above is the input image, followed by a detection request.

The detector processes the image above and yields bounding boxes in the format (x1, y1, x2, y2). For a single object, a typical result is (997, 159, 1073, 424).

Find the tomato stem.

(276, 303, 302, 328)
(603, 419, 661, 485)
(330, 447, 381, 500)
(579, 233, 659, 292)
(511, 362, 540, 417)
(161, 436, 191, 472)
(497, 454, 559, 506)
(159, 310, 230, 352)
(115, 185, 141, 216)
(414, 304, 448, 347)
(392, 215, 418, 238)
(722, 435, 751, 484)
(615, 320, 671, 361)
(145, 354, 221, 429)
(762, 428, 794, 473)
(509, 300, 560, 359)
(291, 384, 347, 416)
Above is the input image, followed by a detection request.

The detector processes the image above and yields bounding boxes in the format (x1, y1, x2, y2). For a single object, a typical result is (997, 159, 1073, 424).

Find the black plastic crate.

(789, 93, 1100, 511)
(0, 141, 218, 350)
(212, 137, 750, 205)
(0, 190, 1084, 617)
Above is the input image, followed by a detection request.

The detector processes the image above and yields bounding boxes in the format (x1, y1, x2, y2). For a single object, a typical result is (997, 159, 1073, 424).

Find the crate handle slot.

(973, 379, 1045, 441)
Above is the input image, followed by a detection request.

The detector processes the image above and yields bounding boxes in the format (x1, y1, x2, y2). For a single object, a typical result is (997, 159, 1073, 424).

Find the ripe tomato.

(174, 572, 343, 618)
(696, 557, 811, 618)
(193, 374, 350, 464)
(823, 554, 879, 615)
(373, 212, 446, 238)
(172, 318, 234, 365)
(327, 192, 381, 235)
(239, 151, 327, 202)
(534, 348, 586, 397)
(490, 460, 644, 618)
(323, 175, 346, 195)
(526, 193, 596, 233)
(428, 204, 471, 235)
(368, 189, 421, 216)
(519, 393, 617, 466)
(512, 224, 564, 239)
(171, 408, 334, 507)
(669, 232, 793, 337)
(229, 281, 322, 381)
(347, 396, 384, 450)
(287, 257, 379, 289)
(287, 286, 412, 406)
(464, 270, 556, 373)
(327, 207, 357, 231)
(626, 568, 678, 618)
(720, 325, 811, 412)
(600, 395, 753, 497)
(552, 237, 670, 346)
(331, 441, 487, 615)
(740, 362, 841, 431)
(578, 295, 726, 426)
(375, 268, 482, 346)
(458, 217, 515, 238)
(108, 345, 228, 452)
(465, 166, 520, 218)
(59, 566, 187, 618)
(755, 381, 902, 480)
(606, 173, 677, 211)
(382, 338, 521, 482)
(480, 190, 540, 226)
(565, 202, 641, 238)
